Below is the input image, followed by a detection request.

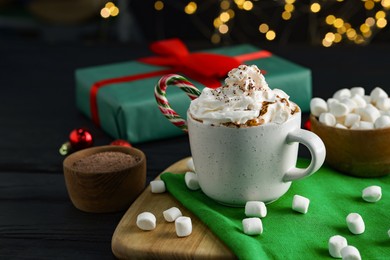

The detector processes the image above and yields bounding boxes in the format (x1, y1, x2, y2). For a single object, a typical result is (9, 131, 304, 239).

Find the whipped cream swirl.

(189, 65, 299, 126)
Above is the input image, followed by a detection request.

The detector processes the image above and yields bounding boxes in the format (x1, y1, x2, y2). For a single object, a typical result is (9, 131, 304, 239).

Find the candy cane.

(155, 74, 201, 132)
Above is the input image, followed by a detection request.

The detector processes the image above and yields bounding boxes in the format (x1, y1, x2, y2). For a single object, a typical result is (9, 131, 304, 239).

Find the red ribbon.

(89, 38, 272, 126)
(139, 38, 241, 89)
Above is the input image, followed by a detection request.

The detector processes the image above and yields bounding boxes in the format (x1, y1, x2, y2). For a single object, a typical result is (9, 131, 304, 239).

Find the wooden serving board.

(111, 157, 235, 259)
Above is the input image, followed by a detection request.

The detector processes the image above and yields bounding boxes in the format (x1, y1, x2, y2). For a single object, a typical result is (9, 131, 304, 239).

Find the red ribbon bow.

(139, 38, 241, 89)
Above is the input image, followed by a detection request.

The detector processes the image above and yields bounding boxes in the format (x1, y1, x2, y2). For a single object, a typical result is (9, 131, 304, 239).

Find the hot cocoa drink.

(156, 65, 326, 206)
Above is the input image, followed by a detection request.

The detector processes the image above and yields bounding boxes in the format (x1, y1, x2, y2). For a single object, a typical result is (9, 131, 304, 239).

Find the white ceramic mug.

(187, 111, 326, 206)
(155, 74, 326, 206)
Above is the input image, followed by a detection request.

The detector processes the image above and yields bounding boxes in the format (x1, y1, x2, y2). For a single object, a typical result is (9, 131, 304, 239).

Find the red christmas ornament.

(69, 128, 94, 150)
(304, 119, 311, 130)
(59, 128, 94, 155)
(110, 139, 132, 147)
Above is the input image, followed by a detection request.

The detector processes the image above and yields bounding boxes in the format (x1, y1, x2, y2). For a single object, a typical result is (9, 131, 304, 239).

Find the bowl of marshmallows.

(310, 86, 390, 177)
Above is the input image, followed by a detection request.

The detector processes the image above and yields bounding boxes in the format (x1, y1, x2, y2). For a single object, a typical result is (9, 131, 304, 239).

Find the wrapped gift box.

(75, 39, 312, 143)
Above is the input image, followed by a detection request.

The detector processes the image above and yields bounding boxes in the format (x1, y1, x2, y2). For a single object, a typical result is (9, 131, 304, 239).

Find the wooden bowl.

(310, 114, 390, 177)
(63, 145, 146, 213)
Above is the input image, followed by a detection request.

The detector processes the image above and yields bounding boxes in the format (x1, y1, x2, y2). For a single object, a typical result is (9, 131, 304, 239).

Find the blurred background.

(1, 0, 389, 47)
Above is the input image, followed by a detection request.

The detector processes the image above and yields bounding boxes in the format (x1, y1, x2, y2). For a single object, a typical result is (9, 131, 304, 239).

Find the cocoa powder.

(72, 151, 140, 173)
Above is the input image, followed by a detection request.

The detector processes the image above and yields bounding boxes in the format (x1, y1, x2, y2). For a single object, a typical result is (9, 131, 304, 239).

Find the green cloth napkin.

(160, 159, 390, 260)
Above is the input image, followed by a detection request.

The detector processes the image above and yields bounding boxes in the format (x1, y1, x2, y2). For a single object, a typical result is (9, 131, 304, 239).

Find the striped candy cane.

(155, 74, 201, 132)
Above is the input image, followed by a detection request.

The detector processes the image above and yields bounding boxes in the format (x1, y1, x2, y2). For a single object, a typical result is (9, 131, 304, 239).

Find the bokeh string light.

(147, 0, 389, 47)
(100, 2, 120, 19)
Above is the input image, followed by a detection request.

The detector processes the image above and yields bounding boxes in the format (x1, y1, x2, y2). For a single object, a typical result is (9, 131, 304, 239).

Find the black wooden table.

(0, 39, 389, 259)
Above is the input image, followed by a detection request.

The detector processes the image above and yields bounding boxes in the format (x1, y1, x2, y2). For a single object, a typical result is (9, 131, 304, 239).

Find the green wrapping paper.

(75, 44, 312, 143)
(160, 159, 390, 260)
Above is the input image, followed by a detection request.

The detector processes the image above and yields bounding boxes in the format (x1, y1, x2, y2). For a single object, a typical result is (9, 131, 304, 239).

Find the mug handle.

(155, 74, 201, 132)
(283, 128, 326, 182)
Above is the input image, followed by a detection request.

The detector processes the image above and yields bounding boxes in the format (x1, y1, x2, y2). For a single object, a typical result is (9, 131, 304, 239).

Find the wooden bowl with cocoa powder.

(63, 145, 146, 213)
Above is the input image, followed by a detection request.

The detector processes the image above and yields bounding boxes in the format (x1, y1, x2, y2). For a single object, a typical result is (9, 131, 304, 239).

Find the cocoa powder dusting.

(72, 151, 140, 173)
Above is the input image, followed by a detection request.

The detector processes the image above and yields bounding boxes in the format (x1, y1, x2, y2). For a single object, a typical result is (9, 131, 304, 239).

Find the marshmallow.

(327, 98, 339, 107)
(362, 185, 382, 202)
(163, 207, 182, 222)
(336, 116, 346, 124)
(185, 171, 200, 190)
(328, 235, 348, 258)
(242, 217, 263, 235)
(351, 121, 374, 130)
(356, 105, 380, 123)
(136, 212, 156, 231)
(245, 201, 267, 218)
(370, 86, 388, 104)
(329, 101, 349, 117)
(292, 195, 310, 214)
(376, 97, 390, 111)
(175, 216, 192, 237)
(319, 112, 336, 126)
(346, 213, 365, 235)
(150, 180, 166, 193)
(383, 110, 390, 117)
(350, 94, 367, 108)
(340, 98, 357, 113)
(186, 157, 195, 172)
(333, 88, 351, 100)
(344, 113, 361, 128)
(363, 95, 372, 104)
(335, 123, 348, 129)
(310, 97, 328, 117)
(340, 245, 361, 260)
(313, 86, 390, 130)
(374, 115, 390, 129)
(350, 122, 359, 129)
(350, 87, 365, 97)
